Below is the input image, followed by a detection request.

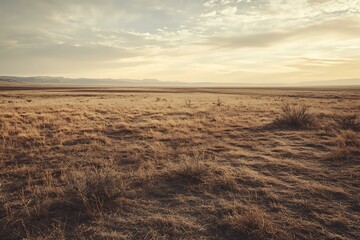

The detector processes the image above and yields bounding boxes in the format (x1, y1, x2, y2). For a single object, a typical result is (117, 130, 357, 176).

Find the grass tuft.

(273, 103, 314, 128)
(165, 154, 237, 191)
(62, 167, 126, 213)
(331, 130, 360, 160)
(219, 207, 280, 240)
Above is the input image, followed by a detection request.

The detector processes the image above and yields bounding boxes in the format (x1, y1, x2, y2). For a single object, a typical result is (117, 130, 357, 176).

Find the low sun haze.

(1, 0, 360, 84)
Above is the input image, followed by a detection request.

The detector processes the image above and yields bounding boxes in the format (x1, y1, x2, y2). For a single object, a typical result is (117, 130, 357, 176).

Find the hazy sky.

(1, 0, 360, 83)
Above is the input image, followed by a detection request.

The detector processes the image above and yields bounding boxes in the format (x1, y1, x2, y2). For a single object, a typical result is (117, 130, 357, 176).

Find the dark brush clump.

(273, 103, 315, 129)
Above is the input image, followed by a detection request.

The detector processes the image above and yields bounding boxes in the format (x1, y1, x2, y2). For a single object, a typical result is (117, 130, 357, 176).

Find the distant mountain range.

(295, 79, 360, 86)
(0, 76, 359, 87)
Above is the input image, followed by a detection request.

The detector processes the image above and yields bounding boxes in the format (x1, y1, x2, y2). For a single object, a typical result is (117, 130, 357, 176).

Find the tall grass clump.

(63, 166, 126, 213)
(219, 207, 281, 240)
(274, 103, 314, 128)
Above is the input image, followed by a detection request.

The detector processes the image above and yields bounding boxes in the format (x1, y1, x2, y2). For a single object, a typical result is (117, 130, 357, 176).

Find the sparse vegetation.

(0, 87, 359, 239)
(274, 103, 314, 128)
(331, 130, 360, 160)
(164, 154, 237, 190)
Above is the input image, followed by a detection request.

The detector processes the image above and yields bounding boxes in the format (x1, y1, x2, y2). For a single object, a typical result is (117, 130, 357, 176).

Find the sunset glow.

(1, 0, 360, 83)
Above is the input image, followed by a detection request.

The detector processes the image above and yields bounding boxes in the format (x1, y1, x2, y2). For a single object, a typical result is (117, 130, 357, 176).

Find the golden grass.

(273, 103, 315, 129)
(332, 114, 359, 131)
(218, 206, 280, 240)
(331, 130, 360, 161)
(0, 87, 359, 239)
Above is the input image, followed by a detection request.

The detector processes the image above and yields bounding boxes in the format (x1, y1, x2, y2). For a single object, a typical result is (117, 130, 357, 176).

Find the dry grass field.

(0, 87, 359, 239)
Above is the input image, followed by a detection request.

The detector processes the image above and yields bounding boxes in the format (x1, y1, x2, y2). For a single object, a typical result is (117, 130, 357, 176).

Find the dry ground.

(0, 87, 359, 239)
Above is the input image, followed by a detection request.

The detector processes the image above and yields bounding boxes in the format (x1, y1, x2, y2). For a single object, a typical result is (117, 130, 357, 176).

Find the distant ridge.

(295, 79, 360, 86)
(0, 76, 258, 87)
(0, 76, 359, 87)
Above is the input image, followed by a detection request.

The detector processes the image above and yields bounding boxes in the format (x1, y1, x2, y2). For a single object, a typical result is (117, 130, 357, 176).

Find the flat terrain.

(0, 87, 359, 239)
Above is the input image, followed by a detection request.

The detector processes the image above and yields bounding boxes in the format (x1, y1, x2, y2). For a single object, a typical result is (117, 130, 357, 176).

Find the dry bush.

(332, 114, 359, 131)
(62, 167, 126, 214)
(273, 103, 314, 128)
(218, 206, 281, 240)
(331, 130, 360, 160)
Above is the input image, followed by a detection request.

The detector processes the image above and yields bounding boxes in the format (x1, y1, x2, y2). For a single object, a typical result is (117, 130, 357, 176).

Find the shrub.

(274, 103, 314, 128)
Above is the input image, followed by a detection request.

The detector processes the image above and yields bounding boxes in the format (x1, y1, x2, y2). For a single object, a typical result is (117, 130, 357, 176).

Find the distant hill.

(0, 76, 252, 87)
(0, 76, 359, 87)
(0, 76, 166, 86)
(0, 78, 21, 84)
(296, 79, 360, 86)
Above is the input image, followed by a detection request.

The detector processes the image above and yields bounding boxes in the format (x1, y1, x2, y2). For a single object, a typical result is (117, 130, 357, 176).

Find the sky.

(0, 0, 360, 83)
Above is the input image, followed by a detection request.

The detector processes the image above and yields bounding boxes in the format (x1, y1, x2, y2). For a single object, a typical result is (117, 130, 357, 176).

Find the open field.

(0, 87, 359, 239)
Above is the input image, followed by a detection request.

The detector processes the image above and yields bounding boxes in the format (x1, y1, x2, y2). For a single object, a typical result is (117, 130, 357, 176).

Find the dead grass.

(332, 114, 359, 131)
(273, 103, 315, 129)
(163, 154, 238, 191)
(1, 166, 127, 239)
(62, 166, 127, 214)
(0, 87, 359, 239)
(331, 130, 360, 160)
(218, 206, 280, 240)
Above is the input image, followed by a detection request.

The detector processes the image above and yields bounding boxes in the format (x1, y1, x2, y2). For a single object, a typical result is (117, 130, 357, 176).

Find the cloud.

(0, 0, 360, 82)
(202, 17, 360, 49)
(204, 31, 291, 48)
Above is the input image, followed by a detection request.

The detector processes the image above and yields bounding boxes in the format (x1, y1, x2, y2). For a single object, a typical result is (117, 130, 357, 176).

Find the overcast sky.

(1, 0, 360, 83)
